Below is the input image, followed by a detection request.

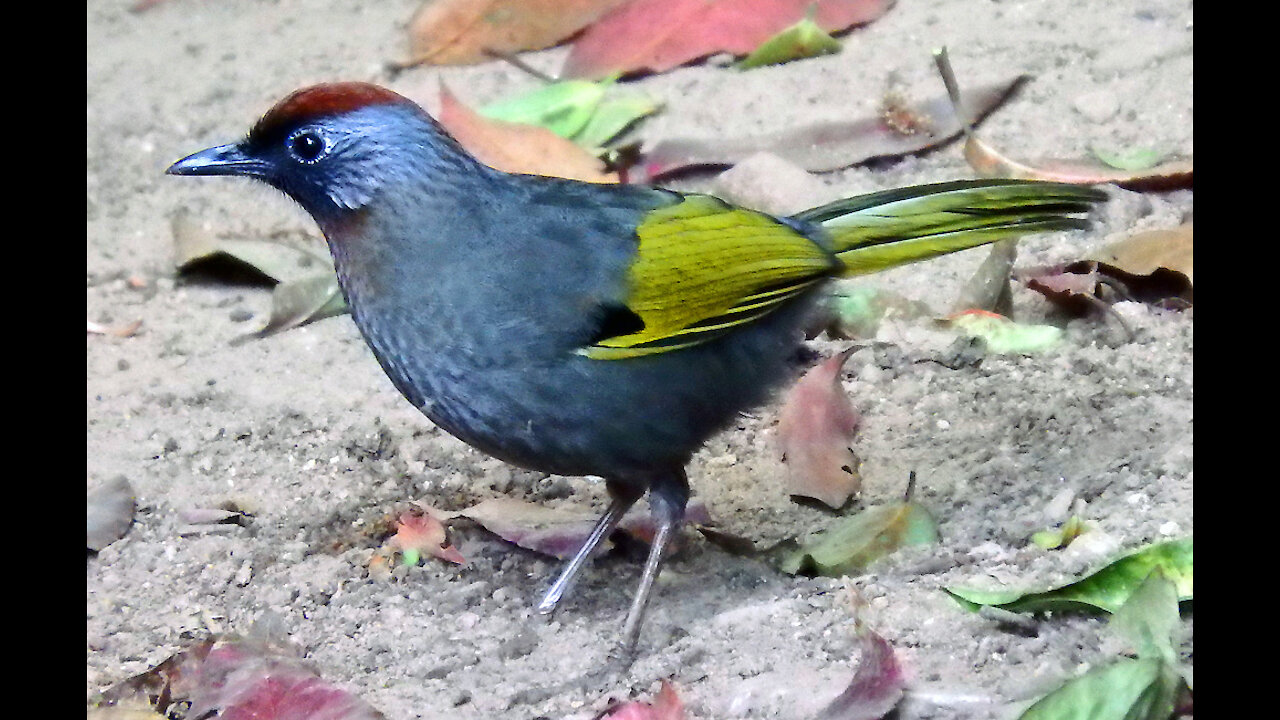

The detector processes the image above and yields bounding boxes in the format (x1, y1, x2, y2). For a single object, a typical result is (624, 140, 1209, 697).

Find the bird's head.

(167, 82, 480, 225)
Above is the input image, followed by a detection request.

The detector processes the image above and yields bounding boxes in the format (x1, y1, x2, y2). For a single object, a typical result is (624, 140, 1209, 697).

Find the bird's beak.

(166, 143, 269, 178)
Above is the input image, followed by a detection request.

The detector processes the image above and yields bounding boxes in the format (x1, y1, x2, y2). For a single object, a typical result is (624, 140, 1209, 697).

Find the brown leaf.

(776, 348, 861, 509)
(442, 497, 712, 559)
(436, 82, 618, 183)
(397, 0, 628, 68)
(600, 680, 686, 720)
(964, 135, 1192, 191)
(1019, 223, 1193, 311)
(1091, 223, 1193, 283)
(636, 76, 1026, 181)
(563, 0, 893, 79)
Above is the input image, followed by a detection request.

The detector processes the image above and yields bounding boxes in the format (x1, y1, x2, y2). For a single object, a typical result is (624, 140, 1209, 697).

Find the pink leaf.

(816, 624, 905, 719)
(186, 640, 386, 720)
(393, 510, 466, 565)
(776, 348, 861, 508)
(563, 0, 892, 79)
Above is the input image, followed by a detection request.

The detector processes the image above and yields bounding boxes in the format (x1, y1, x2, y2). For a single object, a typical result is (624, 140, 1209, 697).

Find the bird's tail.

(792, 179, 1107, 277)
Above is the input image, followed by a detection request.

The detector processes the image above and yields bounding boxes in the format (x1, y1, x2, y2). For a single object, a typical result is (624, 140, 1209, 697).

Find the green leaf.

(776, 500, 939, 576)
(737, 8, 842, 70)
(1017, 658, 1184, 720)
(1031, 516, 1088, 550)
(946, 311, 1062, 355)
(572, 94, 661, 149)
(946, 538, 1192, 614)
(1110, 571, 1181, 664)
(479, 80, 607, 139)
(1090, 145, 1165, 172)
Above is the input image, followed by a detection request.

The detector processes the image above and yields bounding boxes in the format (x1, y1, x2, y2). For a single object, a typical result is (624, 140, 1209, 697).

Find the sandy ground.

(87, 1, 1192, 718)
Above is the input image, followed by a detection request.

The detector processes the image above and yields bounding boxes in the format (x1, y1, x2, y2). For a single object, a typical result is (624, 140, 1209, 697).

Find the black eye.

(287, 130, 326, 163)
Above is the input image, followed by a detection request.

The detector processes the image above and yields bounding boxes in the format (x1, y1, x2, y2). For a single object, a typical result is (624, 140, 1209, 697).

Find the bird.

(168, 82, 1104, 655)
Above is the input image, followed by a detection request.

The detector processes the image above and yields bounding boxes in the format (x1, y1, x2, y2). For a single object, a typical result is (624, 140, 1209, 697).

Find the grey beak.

(166, 143, 268, 177)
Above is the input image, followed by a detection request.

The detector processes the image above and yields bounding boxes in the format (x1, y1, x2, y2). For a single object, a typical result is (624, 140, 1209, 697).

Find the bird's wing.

(579, 194, 837, 360)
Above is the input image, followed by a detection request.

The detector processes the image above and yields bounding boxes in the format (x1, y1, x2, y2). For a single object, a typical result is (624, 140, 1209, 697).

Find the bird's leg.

(617, 469, 690, 655)
(537, 482, 643, 615)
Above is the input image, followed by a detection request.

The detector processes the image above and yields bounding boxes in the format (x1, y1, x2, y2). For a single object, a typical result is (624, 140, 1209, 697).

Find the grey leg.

(538, 483, 643, 615)
(617, 470, 689, 655)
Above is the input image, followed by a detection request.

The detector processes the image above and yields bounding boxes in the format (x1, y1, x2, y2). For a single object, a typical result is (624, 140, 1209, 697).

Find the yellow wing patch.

(580, 196, 836, 360)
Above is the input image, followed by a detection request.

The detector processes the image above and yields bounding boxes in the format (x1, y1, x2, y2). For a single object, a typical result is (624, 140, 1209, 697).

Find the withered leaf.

(563, 0, 892, 79)
(776, 348, 862, 509)
(398, 0, 629, 68)
(87, 476, 135, 552)
(777, 497, 939, 576)
(1091, 223, 1193, 284)
(172, 209, 331, 285)
(435, 497, 712, 559)
(600, 680, 686, 720)
(437, 82, 617, 183)
(390, 509, 466, 566)
(635, 76, 1026, 181)
(965, 135, 1192, 192)
(1020, 223, 1193, 311)
(815, 622, 905, 720)
(249, 272, 349, 341)
(88, 319, 143, 338)
(94, 636, 387, 720)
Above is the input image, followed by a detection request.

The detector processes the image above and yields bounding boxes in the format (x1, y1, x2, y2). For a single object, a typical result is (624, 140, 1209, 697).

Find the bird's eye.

(286, 130, 326, 163)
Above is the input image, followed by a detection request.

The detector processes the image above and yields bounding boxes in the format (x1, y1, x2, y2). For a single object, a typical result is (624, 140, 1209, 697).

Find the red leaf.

(563, 0, 893, 79)
(776, 348, 861, 509)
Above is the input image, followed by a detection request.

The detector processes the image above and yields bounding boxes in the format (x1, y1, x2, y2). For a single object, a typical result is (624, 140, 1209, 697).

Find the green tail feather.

(792, 179, 1107, 277)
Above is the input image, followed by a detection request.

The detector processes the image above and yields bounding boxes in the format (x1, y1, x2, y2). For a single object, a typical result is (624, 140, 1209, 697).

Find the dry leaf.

(88, 319, 143, 337)
(777, 487, 939, 576)
(1019, 223, 1193, 311)
(636, 76, 1026, 181)
(965, 135, 1192, 192)
(392, 509, 466, 566)
(777, 348, 861, 509)
(93, 636, 386, 720)
(601, 680, 686, 720)
(1091, 223, 1192, 283)
(88, 476, 135, 551)
(437, 82, 617, 183)
(952, 239, 1018, 315)
(437, 497, 711, 559)
(398, 0, 628, 68)
(563, 0, 892, 79)
(250, 272, 349, 340)
(815, 623, 905, 720)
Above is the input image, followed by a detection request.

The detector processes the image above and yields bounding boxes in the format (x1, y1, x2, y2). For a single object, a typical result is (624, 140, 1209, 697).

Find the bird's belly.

(358, 294, 819, 481)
